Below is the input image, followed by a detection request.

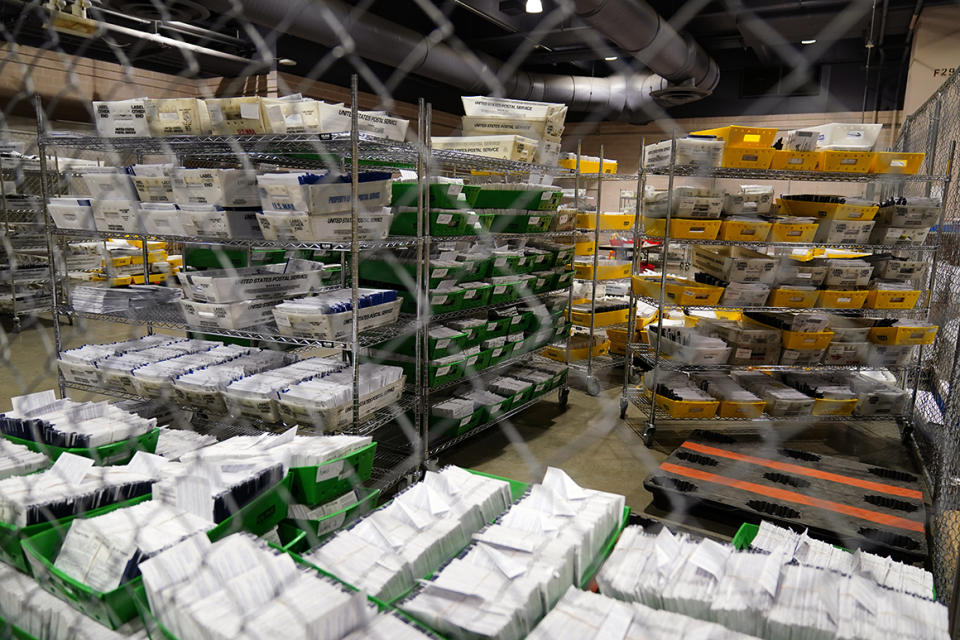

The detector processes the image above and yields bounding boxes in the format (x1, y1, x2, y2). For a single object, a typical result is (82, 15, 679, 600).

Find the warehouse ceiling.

(1, 0, 954, 119)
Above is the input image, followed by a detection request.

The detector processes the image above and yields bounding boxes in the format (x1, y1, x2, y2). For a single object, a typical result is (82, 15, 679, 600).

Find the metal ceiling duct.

(207, 0, 717, 116)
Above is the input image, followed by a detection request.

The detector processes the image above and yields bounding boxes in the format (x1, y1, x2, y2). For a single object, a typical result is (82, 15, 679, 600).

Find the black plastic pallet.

(645, 430, 928, 563)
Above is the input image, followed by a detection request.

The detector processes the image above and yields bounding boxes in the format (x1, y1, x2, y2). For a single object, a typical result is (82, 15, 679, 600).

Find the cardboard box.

(693, 246, 777, 284)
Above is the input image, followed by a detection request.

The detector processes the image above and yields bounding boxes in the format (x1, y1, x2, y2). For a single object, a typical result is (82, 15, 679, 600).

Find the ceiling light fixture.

(801, 39, 816, 45)
(278, 58, 297, 66)
(604, 56, 618, 61)
(526, 0, 543, 13)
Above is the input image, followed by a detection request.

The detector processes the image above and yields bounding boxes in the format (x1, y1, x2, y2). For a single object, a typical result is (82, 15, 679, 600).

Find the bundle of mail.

(0, 564, 145, 640)
(140, 533, 374, 640)
(53, 501, 214, 592)
(595, 521, 947, 640)
(0, 453, 153, 527)
(154, 427, 216, 461)
(0, 437, 49, 479)
(399, 467, 625, 640)
(1, 390, 156, 449)
(305, 466, 514, 601)
(527, 586, 758, 639)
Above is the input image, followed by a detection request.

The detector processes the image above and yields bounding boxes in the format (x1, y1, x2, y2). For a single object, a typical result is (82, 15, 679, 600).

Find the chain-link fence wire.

(896, 66, 960, 616)
(0, 0, 943, 637)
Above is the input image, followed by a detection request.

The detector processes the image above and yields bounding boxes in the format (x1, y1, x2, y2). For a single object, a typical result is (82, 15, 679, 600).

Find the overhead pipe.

(206, 0, 716, 116)
(573, 0, 719, 92)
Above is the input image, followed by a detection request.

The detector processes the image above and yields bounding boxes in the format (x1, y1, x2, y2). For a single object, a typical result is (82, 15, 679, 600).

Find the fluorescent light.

(604, 56, 618, 61)
(801, 39, 816, 45)
(526, 0, 542, 13)
(278, 58, 297, 66)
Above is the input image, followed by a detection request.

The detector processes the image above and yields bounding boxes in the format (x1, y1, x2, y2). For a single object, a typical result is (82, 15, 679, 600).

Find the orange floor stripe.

(681, 441, 923, 500)
(661, 462, 925, 533)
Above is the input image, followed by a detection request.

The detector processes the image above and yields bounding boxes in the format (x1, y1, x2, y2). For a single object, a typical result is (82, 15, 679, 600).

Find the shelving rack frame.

(556, 143, 641, 396)
(33, 80, 576, 491)
(618, 133, 954, 448)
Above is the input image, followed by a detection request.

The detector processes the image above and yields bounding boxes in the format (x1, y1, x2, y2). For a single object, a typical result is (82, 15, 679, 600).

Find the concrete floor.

(0, 313, 924, 542)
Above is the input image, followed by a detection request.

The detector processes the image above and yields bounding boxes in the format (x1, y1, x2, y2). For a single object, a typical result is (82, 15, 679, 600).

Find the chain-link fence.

(895, 65, 960, 633)
(0, 0, 951, 638)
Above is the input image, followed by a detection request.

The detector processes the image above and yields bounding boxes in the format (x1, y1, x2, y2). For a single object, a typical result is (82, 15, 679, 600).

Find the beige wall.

(904, 5, 960, 116)
(566, 110, 902, 211)
(1, 43, 457, 135)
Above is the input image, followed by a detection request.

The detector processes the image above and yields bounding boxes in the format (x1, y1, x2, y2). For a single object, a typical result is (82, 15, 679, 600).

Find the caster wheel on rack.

(642, 426, 656, 448)
(898, 418, 914, 445)
(586, 378, 601, 397)
(558, 387, 569, 411)
(619, 397, 628, 419)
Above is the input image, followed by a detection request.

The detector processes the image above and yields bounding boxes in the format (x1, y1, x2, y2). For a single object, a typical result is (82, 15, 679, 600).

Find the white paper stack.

(0, 453, 153, 527)
(222, 357, 346, 421)
(140, 533, 374, 640)
(400, 468, 625, 639)
(0, 564, 141, 639)
(305, 466, 513, 601)
(710, 549, 783, 637)
(528, 587, 760, 640)
(154, 427, 217, 461)
(0, 438, 48, 479)
(54, 501, 213, 591)
(178, 430, 371, 470)
(3, 390, 157, 448)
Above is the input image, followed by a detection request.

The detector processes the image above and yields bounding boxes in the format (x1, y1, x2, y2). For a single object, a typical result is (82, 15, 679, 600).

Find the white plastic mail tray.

(257, 172, 392, 214)
(48, 198, 96, 231)
(180, 207, 263, 240)
(145, 98, 210, 136)
(140, 203, 195, 237)
(179, 298, 280, 331)
(178, 258, 331, 303)
(171, 168, 260, 207)
(92, 199, 146, 234)
(92, 99, 150, 137)
(273, 298, 402, 340)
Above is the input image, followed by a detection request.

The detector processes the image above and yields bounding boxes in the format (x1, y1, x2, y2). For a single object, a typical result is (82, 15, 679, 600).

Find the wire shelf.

(368, 452, 421, 492)
(643, 165, 948, 182)
(629, 348, 919, 373)
(62, 380, 417, 437)
(624, 387, 905, 423)
(429, 346, 558, 393)
(427, 391, 560, 457)
(635, 234, 939, 252)
(61, 301, 413, 350)
(39, 132, 576, 175)
(567, 353, 625, 372)
(631, 296, 929, 318)
(51, 228, 422, 252)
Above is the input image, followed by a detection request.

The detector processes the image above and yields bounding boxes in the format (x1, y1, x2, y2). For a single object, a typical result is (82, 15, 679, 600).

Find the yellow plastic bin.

(818, 289, 869, 309)
(633, 275, 725, 306)
(721, 146, 775, 170)
(643, 217, 722, 240)
(652, 392, 720, 419)
(812, 398, 858, 416)
(577, 212, 636, 231)
(718, 219, 772, 242)
(869, 152, 925, 175)
(768, 287, 819, 308)
(769, 219, 819, 243)
(819, 150, 875, 173)
(778, 198, 878, 221)
(865, 289, 921, 309)
(868, 325, 938, 346)
(692, 125, 778, 148)
(719, 400, 766, 419)
(781, 329, 835, 350)
(770, 150, 819, 171)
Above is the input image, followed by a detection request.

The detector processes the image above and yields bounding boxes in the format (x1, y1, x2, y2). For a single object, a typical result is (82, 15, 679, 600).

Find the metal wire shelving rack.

(618, 135, 954, 448)
(553, 143, 640, 396)
(35, 81, 576, 491)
